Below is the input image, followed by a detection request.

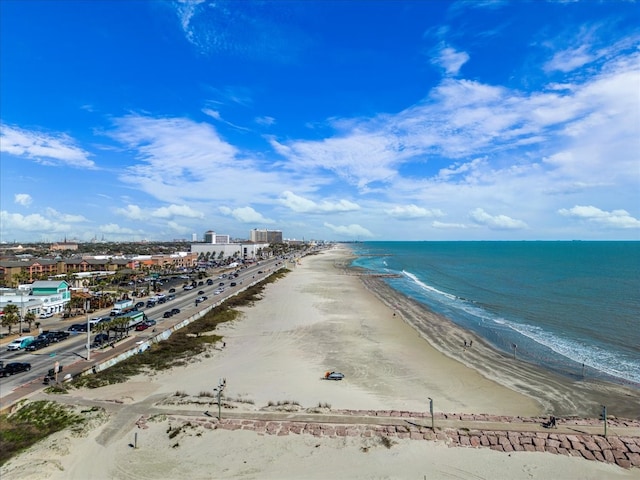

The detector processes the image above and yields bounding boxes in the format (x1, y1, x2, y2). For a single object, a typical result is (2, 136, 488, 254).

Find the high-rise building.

(250, 229, 283, 243)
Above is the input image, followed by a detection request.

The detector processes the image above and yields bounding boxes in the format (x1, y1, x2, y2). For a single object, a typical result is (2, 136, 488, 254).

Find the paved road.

(0, 257, 290, 413)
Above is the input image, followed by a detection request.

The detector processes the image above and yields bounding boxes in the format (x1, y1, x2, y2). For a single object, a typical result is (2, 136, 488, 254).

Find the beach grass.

(71, 270, 290, 389)
(0, 401, 87, 466)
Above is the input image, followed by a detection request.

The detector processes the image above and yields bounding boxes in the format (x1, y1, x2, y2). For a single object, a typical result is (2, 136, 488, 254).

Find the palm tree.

(2, 304, 20, 335)
(24, 311, 36, 331)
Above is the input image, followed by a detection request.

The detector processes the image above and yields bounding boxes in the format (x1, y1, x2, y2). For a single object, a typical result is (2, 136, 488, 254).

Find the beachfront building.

(0, 280, 70, 318)
(250, 229, 283, 243)
(202, 230, 231, 244)
(190, 242, 271, 262)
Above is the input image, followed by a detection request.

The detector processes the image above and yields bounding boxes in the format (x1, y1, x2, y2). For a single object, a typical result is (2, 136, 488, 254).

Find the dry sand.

(1, 245, 638, 479)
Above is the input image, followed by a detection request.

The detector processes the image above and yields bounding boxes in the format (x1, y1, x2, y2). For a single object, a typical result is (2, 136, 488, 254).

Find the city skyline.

(1, 1, 639, 242)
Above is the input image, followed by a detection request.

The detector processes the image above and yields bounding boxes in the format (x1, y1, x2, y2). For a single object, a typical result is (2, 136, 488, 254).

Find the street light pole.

(86, 300, 91, 361)
(429, 397, 435, 431)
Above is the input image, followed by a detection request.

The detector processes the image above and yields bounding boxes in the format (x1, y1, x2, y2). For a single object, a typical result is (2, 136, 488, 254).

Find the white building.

(190, 242, 270, 262)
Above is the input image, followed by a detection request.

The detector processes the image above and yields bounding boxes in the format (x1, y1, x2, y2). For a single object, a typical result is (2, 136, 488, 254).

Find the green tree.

(24, 311, 37, 331)
(1, 304, 20, 335)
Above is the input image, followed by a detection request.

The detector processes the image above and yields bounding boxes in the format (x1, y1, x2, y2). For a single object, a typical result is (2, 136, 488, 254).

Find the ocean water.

(349, 242, 640, 386)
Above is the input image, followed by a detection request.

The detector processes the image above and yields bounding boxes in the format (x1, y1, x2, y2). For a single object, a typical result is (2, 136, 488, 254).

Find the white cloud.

(114, 205, 146, 221)
(14, 194, 32, 206)
(107, 114, 285, 205)
(386, 204, 444, 219)
(152, 204, 204, 219)
(324, 222, 374, 238)
(279, 191, 360, 214)
(98, 223, 140, 235)
(469, 208, 528, 230)
(45, 208, 88, 223)
(558, 205, 640, 229)
(545, 45, 595, 73)
(433, 46, 470, 76)
(219, 206, 274, 224)
(0, 211, 72, 235)
(432, 221, 468, 229)
(0, 124, 95, 168)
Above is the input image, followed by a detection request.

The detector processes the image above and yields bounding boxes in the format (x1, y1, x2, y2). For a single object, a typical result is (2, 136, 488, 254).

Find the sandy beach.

(1, 245, 638, 479)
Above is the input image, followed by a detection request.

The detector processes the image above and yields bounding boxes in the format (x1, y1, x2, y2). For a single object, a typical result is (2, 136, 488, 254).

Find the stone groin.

(163, 410, 640, 470)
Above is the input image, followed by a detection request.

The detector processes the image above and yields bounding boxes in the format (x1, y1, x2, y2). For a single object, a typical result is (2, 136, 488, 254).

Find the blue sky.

(1, 0, 639, 243)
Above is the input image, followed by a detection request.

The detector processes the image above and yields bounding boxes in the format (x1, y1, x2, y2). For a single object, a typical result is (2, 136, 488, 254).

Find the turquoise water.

(349, 242, 640, 385)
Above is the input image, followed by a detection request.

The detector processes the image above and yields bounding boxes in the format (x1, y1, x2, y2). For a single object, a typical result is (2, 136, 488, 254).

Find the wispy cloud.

(219, 206, 274, 224)
(558, 205, 640, 229)
(469, 208, 528, 230)
(324, 222, 374, 238)
(1, 124, 95, 168)
(279, 191, 360, 214)
(386, 204, 444, 219)
(14, 194, 32, 207)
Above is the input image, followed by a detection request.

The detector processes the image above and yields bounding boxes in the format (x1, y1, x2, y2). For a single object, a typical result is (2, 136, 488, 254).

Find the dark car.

(163, 311, 173, 318)
(198, 290, 205, 295)
(230, 282, 237, 287)
(219, 282, 225, 286)
(1, 362, 32, 377)
(206, 279, 214, 285)
(135, 302, 145, 309)
(168, 288, 176, 293)
(25, 339, 50, 351)
(145, 319, 157, 326)
(94, 333, 109, 344)
(45, 331, 70, 342)
(68, 323, 87, 332)
(171, 308, 180, 315)
(146, 300, 156, 308)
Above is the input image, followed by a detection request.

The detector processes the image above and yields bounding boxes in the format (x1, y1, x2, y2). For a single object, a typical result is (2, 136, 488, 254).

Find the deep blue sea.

(349, 242, 640, 386)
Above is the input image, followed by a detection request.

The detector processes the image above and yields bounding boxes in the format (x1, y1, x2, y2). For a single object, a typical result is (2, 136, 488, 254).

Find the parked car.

(25, 339, 50, 351)
(1, 362, 32, 377)
(324, 371, 345, 381)
(39, 311, 54, 319)
(135, 323, 149, 331)
(94, 333, 109, 344)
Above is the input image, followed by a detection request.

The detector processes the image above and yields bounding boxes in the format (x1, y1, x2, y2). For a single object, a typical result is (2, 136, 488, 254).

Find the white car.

(39, 312, 54, 319)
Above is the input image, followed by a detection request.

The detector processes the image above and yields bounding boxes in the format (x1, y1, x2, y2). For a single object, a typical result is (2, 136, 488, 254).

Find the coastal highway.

(0, 256, 291, 400)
